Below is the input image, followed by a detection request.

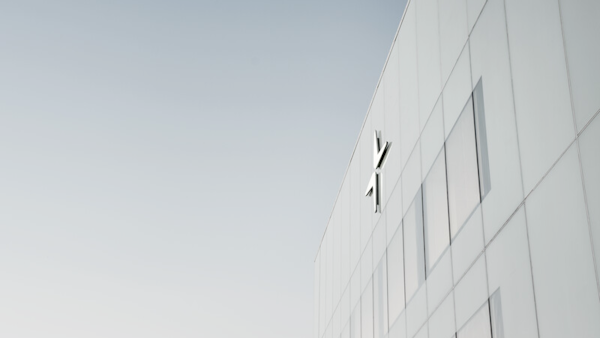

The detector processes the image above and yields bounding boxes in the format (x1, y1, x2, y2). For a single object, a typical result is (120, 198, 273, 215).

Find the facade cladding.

(314, 0, 600, 338)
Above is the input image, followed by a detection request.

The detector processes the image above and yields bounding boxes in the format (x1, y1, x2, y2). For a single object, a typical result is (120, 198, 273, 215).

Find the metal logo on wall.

(365, 130, 391, 213)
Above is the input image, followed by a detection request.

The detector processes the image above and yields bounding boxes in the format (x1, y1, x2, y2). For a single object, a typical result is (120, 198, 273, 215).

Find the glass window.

(473, 79, 491, 199)
(489, 290, 504, 338)
(423, 148, 450, 273)
(403, 189, 426, 301)
(446, 99, 480, 238)
(387, 226, 405, 324)
(469, 0, 525, 245)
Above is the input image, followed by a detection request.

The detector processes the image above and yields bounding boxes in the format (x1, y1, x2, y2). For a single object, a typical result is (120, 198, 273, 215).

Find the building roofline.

(315, 0, 414, 261)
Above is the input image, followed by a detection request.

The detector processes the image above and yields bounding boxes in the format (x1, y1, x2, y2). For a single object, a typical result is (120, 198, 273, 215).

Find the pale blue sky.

(0, 1, 406, 337)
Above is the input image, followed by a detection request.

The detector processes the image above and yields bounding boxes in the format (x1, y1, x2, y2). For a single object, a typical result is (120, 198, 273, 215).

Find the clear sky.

(0, 1, 406, 337)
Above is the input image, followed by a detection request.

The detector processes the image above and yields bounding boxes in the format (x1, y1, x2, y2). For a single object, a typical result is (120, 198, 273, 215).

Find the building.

(314, 0, 600, 338)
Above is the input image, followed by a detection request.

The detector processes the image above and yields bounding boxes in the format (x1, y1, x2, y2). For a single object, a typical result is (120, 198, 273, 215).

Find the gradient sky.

(0, 1, 406, 337)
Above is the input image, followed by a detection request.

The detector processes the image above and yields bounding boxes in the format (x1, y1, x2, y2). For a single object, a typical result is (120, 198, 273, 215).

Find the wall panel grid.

(315, 0, 600, 337)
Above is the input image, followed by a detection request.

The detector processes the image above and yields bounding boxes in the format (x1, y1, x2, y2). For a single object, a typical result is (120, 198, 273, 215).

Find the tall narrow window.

(489, 289, 504, 338)
(446, 99, 480, 238)
(473, 78, 491, 200)
(423, 148, 450, 273)
(403, 189, 426, 301)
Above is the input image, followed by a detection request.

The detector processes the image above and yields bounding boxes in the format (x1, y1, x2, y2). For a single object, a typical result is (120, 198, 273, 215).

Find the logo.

(365, 130, 391, 213)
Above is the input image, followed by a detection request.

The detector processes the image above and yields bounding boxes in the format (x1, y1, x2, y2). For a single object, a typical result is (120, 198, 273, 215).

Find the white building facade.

(314, 0, 600, 338)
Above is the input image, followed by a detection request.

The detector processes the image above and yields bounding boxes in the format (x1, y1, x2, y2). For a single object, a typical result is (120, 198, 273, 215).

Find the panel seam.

(556, 0, 600, 301)
(500, 0, 542, 337)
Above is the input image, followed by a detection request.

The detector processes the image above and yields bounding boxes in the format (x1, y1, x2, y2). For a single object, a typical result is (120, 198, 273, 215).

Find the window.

(423, 148, 451, 273)
(403, 189, 426, 301)
(446, 98, 481, 238)
(391, 78, 491, 323)
(446, 78, 491, 238)
(473, 79, 491, 199)
(489, 290, 504, 338)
